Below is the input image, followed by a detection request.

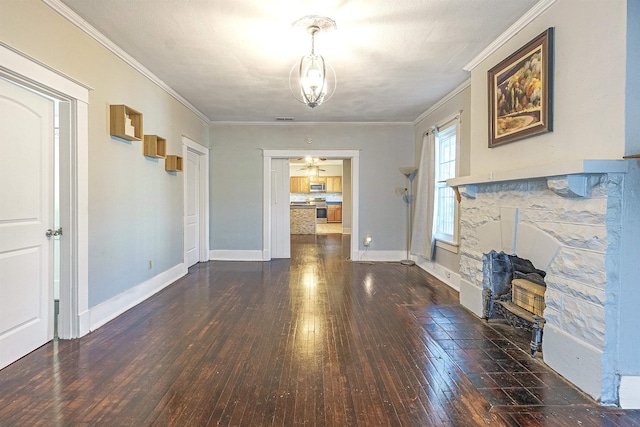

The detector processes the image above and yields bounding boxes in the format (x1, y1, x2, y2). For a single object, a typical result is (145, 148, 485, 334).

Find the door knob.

(45, 227, 62, 238)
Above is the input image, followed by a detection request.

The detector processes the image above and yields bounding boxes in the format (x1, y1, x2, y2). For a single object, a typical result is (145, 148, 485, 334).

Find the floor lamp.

(400, 167, 418, 266)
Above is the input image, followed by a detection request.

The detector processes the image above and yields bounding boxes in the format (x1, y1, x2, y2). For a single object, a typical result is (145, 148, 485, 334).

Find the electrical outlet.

(363, 233, 372, 247)
(148, 260, 152, 270)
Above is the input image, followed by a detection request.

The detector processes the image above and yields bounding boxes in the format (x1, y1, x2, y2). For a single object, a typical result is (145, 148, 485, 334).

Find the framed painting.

(488, 28, 554, 148)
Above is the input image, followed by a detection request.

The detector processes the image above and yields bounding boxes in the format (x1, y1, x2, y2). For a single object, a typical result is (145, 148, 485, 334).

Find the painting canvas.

(488, 28, 554, 147)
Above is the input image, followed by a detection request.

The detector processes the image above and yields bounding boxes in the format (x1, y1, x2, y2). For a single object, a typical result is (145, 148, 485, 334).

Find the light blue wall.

(209, 123, 414, 251)
(0, 0, 210, 308)
(617, 0, 640, 377)
(626, 0, 640, 156)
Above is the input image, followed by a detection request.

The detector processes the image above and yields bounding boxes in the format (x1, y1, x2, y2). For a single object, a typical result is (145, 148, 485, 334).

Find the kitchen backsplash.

(290, 192, 343, 202)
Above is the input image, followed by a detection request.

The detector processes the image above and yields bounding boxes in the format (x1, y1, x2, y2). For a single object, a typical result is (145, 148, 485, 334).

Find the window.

(434, 122, 459, 247)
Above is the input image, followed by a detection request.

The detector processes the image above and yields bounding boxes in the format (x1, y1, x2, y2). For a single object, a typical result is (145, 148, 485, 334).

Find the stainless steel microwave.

(309, 182, 326, 192)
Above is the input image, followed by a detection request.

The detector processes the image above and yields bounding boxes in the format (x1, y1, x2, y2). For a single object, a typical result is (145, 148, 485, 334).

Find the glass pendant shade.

(290, 55, 336, 108)
(289, 16, 337, 109)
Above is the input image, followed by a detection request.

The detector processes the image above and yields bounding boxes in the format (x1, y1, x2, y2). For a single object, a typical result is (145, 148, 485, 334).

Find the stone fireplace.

(449, 160, 637, 405)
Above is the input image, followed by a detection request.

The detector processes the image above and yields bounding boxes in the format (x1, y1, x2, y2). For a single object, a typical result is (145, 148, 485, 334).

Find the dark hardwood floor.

(1, 234, 639, 426)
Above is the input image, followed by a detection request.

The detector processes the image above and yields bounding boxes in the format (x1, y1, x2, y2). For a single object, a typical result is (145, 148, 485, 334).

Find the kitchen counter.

(290, 204, 316, 234)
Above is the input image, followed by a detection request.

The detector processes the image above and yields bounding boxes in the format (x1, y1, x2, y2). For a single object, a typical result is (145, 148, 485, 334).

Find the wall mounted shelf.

(143, 135, 167, 158)
(110, 104, 143, 141)
(165, 155, 183, 172)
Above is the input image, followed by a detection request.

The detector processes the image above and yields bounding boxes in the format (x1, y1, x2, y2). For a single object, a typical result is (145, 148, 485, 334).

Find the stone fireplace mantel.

(447, 159, 628, 188)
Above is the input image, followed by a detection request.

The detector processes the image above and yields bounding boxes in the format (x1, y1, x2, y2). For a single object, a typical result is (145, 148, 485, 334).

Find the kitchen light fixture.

(289, 15, 337, 108)
(297, 156, 325, 176)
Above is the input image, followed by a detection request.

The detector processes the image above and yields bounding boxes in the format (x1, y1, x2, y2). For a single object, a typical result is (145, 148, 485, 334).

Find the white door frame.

(262, 149, 360, 261)
(0, 42, 90, 339)
(182, 136, 210, 263)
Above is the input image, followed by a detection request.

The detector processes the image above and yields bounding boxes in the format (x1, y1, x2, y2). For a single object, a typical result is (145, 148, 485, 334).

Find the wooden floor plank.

(1, 234, 639, 426)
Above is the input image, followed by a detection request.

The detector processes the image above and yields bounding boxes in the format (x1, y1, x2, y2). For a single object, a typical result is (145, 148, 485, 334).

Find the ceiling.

(59, 0, 538, 123)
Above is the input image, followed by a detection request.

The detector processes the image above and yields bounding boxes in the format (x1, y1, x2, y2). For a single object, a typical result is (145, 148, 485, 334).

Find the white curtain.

(410, 129, 437, 260)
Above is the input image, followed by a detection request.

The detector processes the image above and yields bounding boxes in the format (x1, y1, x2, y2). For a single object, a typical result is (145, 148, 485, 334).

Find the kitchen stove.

(307, 197, 327, 224)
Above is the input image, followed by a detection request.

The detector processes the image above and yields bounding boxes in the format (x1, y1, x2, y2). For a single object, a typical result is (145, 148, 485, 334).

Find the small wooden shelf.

(110, 104, 143, 141)
(143, 135, 167, 158)
(165, 155, 183, 172)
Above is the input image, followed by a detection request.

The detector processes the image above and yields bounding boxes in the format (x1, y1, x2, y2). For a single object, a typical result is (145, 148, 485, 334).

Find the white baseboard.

(459, 279, 484, 318)
(620, 376, 640, 409)
(209, 250, 264, 261)
(88, 263, 187, 331)
(354, 250, 404, 262)
(543, 324, 602, 401)
(78, 309, 90, 337)
(415, 258, 461, 291)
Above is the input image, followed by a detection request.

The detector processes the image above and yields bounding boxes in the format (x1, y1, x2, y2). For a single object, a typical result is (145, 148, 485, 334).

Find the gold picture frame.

(488, 28, 554, 148)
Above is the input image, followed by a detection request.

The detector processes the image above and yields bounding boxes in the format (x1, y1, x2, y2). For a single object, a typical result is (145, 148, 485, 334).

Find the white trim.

(209, 250, 265, 262)
(0, 42, 91, 99)
(262, 150, 360, 261)
(211, 121, 414, 126)
(543, 323, 603, 401)
(463, 0, 557, 71)
(620, 376, 640, 409)
(41, 0, 210, 124)
(182, 136, 210, 264)
(415, 258, 461, 292)
(447, 159, 629, 187)
(459, 279, 484, 318)
(88, 263, 187, 331)
(355, 251, 405, 263)
(0, 42, 90, 339)
(434, 239, 459, 254)
(414, 79, 470, 125)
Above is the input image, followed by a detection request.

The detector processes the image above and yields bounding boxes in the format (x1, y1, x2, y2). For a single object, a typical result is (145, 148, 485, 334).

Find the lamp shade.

(290, 54, 336, 108)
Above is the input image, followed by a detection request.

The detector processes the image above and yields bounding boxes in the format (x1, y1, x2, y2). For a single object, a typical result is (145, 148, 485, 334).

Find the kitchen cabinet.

(290, 176, 341, 193)
(327, 204, 342, 223)
(326, 176, 342, 193)
(290, 176, 310, 193)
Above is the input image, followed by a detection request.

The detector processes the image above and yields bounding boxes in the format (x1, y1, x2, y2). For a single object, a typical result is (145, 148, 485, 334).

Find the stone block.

(534, 222, 608, 252)
(519, 199, 608, 224)
(546, 274, 606, 303)
(544, 287, 563, 313)
(548, 248, 606, 286)
(561, 297, 605, 346)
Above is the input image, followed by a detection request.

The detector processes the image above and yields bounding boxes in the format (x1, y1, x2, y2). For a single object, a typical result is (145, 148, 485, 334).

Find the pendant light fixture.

(289, 15, 337, 108)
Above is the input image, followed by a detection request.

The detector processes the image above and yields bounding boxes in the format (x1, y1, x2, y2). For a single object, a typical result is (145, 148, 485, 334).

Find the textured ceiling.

(59, 0, 538, 123)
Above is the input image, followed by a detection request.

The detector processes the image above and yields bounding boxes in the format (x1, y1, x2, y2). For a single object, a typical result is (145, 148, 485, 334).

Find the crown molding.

(42, 0, 211, 124)
(413, 78, 470, 125)
(463, 0, 557, 71)
(210, 121, 414, 127)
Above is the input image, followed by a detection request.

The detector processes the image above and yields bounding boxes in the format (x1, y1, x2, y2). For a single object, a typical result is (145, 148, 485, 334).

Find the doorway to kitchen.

(289, 157, 344, 235)
(262, 150, 360, 261)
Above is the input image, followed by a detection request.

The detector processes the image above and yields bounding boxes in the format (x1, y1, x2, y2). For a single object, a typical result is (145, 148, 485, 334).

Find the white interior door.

(0, 77, 54, 369)
(185, 148, 200, 267)
(270, 159, 290, 258)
